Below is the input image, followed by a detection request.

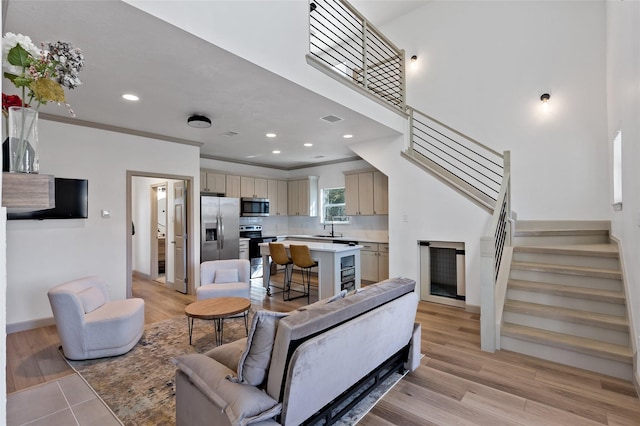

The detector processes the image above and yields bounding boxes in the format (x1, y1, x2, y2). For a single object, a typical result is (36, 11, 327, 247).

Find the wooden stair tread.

(513, 244, 619, 258)
(504, 300, 629, 331)
(501, 322, 632, 364)
(513, 229, 609, 237)
(507, 279, 626, 304)
(511, 261, 622, 279)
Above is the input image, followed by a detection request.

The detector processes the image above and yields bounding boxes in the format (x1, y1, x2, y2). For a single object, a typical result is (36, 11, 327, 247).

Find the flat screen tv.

(8, 177, 89, 220)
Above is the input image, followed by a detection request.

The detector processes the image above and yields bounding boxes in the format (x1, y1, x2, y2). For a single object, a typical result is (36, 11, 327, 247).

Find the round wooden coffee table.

(185, 297, 251, 346)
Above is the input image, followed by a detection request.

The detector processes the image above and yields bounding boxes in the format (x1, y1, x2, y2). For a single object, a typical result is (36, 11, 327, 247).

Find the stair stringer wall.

(348, 136, 492, 308)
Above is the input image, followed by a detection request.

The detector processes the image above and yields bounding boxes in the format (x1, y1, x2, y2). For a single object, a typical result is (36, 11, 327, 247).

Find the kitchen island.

(259, 241, 362, 300)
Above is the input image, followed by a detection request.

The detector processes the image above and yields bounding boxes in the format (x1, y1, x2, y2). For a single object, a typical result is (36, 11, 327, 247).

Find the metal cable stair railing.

(306, 0, 511, 353)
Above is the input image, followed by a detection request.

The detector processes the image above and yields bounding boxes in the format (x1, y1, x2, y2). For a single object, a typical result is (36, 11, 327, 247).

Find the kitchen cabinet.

(360, 242, 389, 283)
(200, 171, 226, 194)
(225, 175, 241, 198)
(344, 170, 388, 216)
(267, 179, 288, 216)
(240, 176, 268, 198)
(288, 176, 318, 216)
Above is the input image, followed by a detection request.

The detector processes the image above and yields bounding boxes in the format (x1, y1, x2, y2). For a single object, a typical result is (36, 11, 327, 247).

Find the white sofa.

(197, 259, 251, 300)
(173, 278, 420, 426)
(48, 276, 145, 360)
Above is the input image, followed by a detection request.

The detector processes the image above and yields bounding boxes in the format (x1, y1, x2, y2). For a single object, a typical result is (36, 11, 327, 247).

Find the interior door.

(172, 181, 187, 293)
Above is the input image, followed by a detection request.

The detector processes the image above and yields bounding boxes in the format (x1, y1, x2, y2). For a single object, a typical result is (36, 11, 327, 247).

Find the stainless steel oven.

(240, 197, 269, 217)
(239, 225, 277, 278)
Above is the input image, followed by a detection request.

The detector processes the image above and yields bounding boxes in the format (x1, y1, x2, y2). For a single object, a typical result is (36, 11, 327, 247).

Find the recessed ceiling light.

(343, 134, 353, 139)
(122, 93, 139, 101)
(272, 150, 281, 154)
(304, 143, 313, 147)
(266, 133, 277, 138)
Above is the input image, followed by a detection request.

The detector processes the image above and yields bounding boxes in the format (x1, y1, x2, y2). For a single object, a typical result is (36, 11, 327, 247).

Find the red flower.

(2, 93, 26, 112)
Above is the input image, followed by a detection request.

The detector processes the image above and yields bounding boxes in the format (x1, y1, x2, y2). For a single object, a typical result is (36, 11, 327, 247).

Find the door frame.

(126, 171, 196, 298)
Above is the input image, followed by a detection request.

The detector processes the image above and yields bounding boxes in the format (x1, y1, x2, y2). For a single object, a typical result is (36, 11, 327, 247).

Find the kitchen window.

(321, 187, 349, 224)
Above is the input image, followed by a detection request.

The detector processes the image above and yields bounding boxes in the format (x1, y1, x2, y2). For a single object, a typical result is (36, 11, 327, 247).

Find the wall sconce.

(540, 93, 550, 103)
(410, 55, 418, 63)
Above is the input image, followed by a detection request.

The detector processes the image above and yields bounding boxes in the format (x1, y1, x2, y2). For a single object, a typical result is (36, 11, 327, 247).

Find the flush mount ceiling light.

(272, 150, 281, 154)
(266, 133, 277, 138)
(304, 143, 313, 147)
(122, 93, 139, 101)
(187, 114, 212, 128)
(540, 93, 551, 103)
(343, 134, 353, 139)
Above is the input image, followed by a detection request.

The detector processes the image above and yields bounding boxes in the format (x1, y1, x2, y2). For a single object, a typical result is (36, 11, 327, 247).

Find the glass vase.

(8, 106, 39, 173)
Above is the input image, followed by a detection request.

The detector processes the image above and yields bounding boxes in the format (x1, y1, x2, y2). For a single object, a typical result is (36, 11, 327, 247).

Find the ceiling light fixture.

(410, 55, 418, 62)
(304, 143, 313, 147)
(266, 133, 277, 138)
(122, 93, 139, 101)
(540, 93, 551, 103)
(343, 134, 353, 139)
(272, 150, 281, 154)
(187, 114, 212, 128)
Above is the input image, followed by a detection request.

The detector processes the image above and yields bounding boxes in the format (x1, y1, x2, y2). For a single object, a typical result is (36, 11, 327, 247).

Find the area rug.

(63, 312, 406, 425)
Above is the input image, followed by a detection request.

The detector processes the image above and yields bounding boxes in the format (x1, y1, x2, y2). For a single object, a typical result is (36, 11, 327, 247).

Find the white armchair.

(48, 276, 145, 360)
(197, 259, 251, 300)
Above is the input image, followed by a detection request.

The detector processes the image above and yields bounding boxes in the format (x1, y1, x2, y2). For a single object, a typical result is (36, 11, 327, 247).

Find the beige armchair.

(48, 276, 145, 360)
(197, 259, 251, 300)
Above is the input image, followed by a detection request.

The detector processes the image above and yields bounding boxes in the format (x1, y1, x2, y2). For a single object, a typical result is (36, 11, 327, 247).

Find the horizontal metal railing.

(408, 106, 504, 206)
(309, 0, 405, 111)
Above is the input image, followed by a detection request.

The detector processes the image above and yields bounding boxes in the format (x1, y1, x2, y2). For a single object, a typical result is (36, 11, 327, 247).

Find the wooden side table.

(185, 297, 251, 345)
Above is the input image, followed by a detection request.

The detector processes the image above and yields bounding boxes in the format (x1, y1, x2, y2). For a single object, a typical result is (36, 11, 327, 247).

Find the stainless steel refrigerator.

(200, 195, 240, 262)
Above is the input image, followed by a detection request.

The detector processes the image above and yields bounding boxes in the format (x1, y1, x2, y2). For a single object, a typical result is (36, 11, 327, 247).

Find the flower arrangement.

(2, 32, 84, 172)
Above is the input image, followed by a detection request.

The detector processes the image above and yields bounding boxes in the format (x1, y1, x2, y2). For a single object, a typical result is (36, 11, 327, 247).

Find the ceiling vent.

(222, 131, 239, 137)
(320, 115, 343, 123)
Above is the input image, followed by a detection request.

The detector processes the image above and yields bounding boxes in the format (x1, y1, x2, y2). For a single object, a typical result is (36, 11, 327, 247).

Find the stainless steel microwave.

(240, 197, 269, 217)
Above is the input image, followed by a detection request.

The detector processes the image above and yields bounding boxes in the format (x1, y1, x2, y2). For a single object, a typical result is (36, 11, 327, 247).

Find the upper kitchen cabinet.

(226, 175, 241, 198)
(345, 170, 388, 216)
(288, 176, 318, 216)
(200, 171, 226, 194)
(240, 176, 268, 199)
(267, 179, 288, 216)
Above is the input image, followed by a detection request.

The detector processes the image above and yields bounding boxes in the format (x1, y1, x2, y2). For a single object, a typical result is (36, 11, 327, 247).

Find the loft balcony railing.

(307, 0, 406, 113)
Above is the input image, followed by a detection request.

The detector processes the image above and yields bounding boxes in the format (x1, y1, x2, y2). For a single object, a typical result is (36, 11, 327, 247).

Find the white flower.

(2, 32, 41, 75)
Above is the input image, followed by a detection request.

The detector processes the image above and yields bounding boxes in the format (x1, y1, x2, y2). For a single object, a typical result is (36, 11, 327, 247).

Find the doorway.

(419, 241, 466, 308)
(126, 172, 195, 298)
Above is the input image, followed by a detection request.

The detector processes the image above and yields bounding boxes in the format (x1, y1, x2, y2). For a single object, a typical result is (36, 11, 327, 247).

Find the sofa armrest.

(173, 354, 281, 426)
(404, 322, 422, 372)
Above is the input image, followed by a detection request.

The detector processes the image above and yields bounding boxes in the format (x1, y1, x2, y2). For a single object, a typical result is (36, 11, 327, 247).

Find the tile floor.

(7, 374, 121, 426)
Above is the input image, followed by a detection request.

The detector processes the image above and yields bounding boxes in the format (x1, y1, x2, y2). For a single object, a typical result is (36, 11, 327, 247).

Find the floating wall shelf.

(2, 172, 55, 210)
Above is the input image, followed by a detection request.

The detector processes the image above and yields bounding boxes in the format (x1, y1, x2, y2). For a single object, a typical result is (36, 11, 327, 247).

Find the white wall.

(6, 120, 200, 326)
(606, 0, 640, 379)
(382, 1, 609, 220)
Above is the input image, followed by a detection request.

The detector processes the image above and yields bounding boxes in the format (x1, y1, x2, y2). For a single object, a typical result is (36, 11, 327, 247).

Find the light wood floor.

(6, 275, 640, 425)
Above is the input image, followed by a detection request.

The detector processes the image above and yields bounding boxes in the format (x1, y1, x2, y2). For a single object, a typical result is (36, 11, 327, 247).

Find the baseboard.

(634, 368, 640, 397)
(465, 304, 480, 314)
(7, 316, 56, 334)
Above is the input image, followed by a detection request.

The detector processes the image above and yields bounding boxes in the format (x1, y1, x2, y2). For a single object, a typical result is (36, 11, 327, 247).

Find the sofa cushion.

(237, 310, 288, 387)
(215, 268, 239, 284)
(205, 337, 248, 373)
(77, 285, 105, 313)
(173, 353, 281, 425)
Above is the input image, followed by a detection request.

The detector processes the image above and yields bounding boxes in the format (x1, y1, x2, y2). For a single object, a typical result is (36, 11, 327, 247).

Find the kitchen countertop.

(259, 240, 362, 253)
(283, 234, 388, 244)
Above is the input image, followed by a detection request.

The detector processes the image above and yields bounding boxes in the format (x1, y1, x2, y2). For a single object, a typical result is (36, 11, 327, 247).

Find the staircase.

(500, 221, 633, 380)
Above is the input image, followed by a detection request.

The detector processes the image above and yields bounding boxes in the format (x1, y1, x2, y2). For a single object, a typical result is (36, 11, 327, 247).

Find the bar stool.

(268, 242, 292, 298)
(289, 244, 318, 304)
